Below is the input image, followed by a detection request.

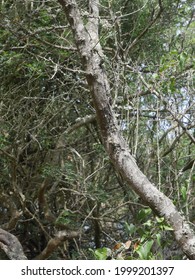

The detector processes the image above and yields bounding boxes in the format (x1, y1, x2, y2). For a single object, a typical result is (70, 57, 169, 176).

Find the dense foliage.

(0, 0, 194, 259)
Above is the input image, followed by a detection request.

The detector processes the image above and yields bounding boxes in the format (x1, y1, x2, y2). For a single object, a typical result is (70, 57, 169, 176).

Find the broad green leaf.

(136, 240, 154, 260)
(94, 248, 111, 260)
(124, 222, 136, 235)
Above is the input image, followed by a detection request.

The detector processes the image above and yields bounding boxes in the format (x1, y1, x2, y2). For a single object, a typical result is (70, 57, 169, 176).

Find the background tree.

(0, 0, 194, 259)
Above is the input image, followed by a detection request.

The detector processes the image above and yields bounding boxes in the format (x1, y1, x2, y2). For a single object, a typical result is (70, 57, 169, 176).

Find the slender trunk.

(58, 0, 195, 259)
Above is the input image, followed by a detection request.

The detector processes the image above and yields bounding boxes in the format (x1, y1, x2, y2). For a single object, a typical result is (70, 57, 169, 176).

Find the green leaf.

(136, 240, 154, 260)
(181, 186, 187, 201)
(169, 76, 176, 92)
(156, 216, 164, 223)
(124, 222, 136, 235)
(156, 233, 161, 246)
(93, 248, 111, 260)
(162, 225, 173, 231)
(143, 219, 153, 227)
(137, 208, 152, 221)
(179, 52, 187, 70)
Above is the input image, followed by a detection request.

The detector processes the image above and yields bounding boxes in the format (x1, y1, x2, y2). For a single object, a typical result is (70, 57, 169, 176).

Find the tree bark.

(0, 228, 27, 260)
(57, 0, 195, 259)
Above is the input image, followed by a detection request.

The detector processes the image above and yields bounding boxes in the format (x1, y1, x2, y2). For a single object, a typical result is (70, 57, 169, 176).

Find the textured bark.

(58, 0, 195, 259)
(0, 228, 27, 260)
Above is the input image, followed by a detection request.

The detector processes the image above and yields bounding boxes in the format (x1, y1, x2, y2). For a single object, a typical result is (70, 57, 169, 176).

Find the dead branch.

(34, 230, 81, 260)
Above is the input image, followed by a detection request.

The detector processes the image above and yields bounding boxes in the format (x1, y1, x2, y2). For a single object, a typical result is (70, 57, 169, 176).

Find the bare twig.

(124, 2, 163, 56)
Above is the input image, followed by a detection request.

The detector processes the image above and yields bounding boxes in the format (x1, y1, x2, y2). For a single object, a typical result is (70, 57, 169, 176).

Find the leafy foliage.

(0, 0, 194, 259)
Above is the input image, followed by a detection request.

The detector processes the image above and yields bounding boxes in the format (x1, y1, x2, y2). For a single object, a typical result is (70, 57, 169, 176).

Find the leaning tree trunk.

(57, 0, 195, 259)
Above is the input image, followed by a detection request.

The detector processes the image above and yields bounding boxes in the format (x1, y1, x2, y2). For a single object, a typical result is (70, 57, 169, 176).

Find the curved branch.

(0, 228, 27, 260)
(34, 230, 80, 260)
(124, 1, 163, 56)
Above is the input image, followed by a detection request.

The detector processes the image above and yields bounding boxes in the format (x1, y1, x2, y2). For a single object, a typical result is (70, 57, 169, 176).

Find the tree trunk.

(57, 0, 195, 259)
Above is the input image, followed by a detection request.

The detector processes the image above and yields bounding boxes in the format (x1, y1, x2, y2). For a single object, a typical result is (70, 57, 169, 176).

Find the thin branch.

(65, 114, 96, 134)
(133, 67, 195, 145)
(124, 2, 163, 56)
(162, 131, 185, 157)
(34, 230, 80, 260)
